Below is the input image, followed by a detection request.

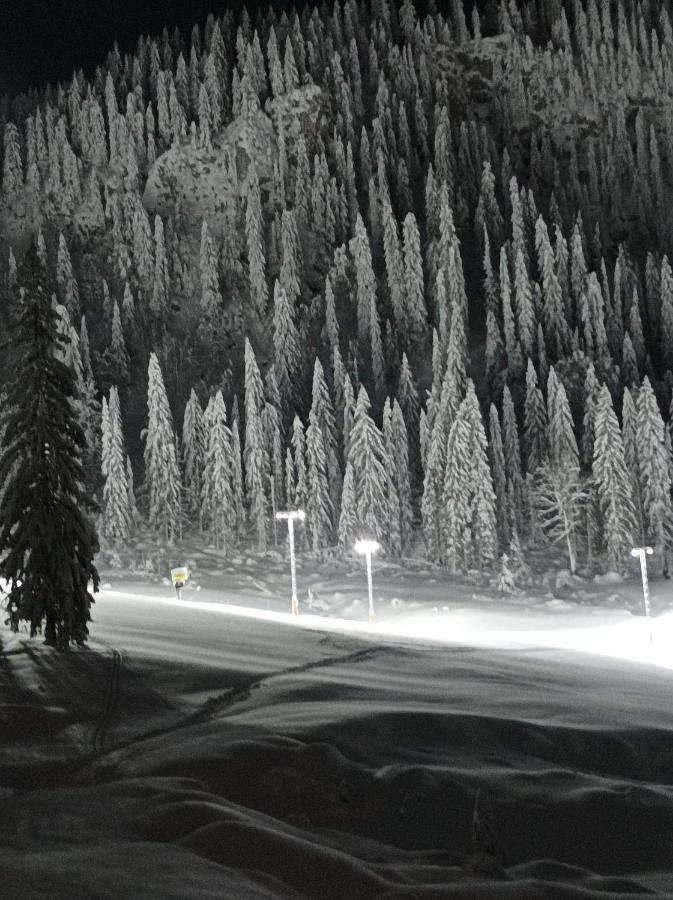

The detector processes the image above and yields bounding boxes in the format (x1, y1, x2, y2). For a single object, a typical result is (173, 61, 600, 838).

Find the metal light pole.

(631, 546, 654, 646)
(355, 539, 380, 622)
(276, 510, 306, 616)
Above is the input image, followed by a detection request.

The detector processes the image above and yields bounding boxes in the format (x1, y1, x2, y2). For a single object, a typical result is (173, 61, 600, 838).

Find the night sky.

(0, 0, 227, 96)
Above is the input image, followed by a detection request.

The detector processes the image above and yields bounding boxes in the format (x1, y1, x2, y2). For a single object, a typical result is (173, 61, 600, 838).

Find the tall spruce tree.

(144, 353, 182, 540)
(622, 388, 645, 544)
(182, 389, 206, 527)
(244, 338, 268, 550)
(201, 390, 235, 550)
(592, 386, 636, 571)
(230, 398, 245, 541)
(346, 387, 391, 550)
(102, 386, 131, 543)
(0, 249, 99, 648)
(273, 280, 300, 417)
(306, 410, 333, 551)
(637, 378, 673, 571)
(441, 399, 472, 573)
(245, 166, 267, 317)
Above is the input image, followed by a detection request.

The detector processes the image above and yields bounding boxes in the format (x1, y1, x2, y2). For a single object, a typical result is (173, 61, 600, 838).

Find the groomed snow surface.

(2, 545, 673, 898)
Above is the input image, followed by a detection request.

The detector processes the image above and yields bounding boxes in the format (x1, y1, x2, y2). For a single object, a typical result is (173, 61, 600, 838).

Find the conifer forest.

(1, 0, 672, 645)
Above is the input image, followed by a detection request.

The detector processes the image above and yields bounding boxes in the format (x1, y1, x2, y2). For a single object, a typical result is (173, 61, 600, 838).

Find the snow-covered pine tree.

(500, 245, 523, 377)
(132, 204, 154, 294)
(441, 398, 472, 573)
(502, 385, 524, 533)
(402, 212, 427, 344)
(465, 383, 498, 567)
(324, 276, 340, 354)
(284, 446, 295, 514)
(398, 352, 420, 443)
(523, 358, 547, 474)
(230, 398, 245, 541)
(382, 195, 406, 332)
(2, 123, 23, 202)
(262, 372, 284, 541)
(497, 553, 516, 593)
(636, 378, 673, 571)
(56, 233, 80, 319)
(580, 363, 599, 472)
(382, 399, 403, 553)
(661, 256, 673, 371)
(151, 215, 170, 319)
(102, 386, 131, 542)
(182, 389, 206, 527)
(391, 399, 414, 552)
(592, 385, 636, 571)
(291, 414, 309, 515)
(622, 388, 645, 545)
(100, 395, 110, 480)
(245, 165, 267, 317)
(144, 352, 182, 540)
(280, 209, 302, 309)
(337, 459, 358, 551)
(244, 338, 268, 550)
(346, 386, 391, 550)
(342, 371, 355, 461)
(485, 308, 505, 392)
(126, 456, 139, 525)
(272, 280, 300, 417)
(475, 160, 503, 247)
(0, 247, 99, 648)
(105, 301, 130, 384)
(489, 403, 509, 546)
(514, 248, 535, 357)
(201, 390, 235, 550)
(309, 358, 341, 519)
(536, 215, 566, 360)
(199, 219, 222, 332)
(267, 25, 285, 98)
(422, 342, 465, 562)
(546, 366, 579, 471)
(352, 211, 377, 347)
(306, 408, 333, 551)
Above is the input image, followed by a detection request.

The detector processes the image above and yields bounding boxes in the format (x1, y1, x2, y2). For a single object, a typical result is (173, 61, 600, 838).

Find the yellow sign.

(171, 566, 189, 587)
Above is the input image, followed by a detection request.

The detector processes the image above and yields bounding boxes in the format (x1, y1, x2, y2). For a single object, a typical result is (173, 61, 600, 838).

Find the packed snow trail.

(96, 582, 673, 671)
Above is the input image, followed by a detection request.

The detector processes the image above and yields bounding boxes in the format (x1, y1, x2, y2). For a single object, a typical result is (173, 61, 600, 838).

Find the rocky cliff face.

(143, 83, 324, 239)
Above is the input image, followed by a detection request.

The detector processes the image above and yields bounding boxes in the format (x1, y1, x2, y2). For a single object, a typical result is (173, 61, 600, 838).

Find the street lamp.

(631, 546, 654, 646)
(276, 510, 306, 616)
(355, 539, 380, 622)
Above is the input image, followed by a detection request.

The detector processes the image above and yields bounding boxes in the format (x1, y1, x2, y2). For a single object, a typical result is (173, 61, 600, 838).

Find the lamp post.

(355, 539, 380, 622)
(631, 546, 654, 646)
(276, 510, 306, 616)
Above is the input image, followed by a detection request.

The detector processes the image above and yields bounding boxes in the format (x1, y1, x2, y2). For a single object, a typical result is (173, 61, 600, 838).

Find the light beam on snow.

(98, 587, 673, 671)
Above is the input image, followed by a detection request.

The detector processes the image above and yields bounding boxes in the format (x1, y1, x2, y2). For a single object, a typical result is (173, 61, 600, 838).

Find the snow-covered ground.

(2, 549, 673, 897)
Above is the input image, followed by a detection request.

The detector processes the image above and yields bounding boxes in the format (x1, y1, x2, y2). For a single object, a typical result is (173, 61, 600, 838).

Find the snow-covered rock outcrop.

(143, 83, 324, 237)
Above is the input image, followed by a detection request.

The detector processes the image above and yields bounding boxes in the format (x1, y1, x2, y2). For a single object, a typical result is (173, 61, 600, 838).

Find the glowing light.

(276, 510, 306, 521)
(355, 539, 380, 555)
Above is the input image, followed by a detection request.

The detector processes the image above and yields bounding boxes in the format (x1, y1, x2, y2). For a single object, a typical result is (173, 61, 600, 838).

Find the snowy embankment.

(2, 555, 673, 897)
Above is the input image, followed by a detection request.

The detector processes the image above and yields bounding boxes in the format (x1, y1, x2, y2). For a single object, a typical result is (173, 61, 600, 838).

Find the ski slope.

(2, 574, 673, 897)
